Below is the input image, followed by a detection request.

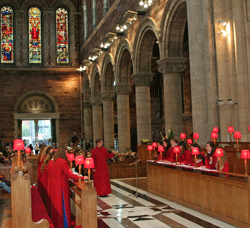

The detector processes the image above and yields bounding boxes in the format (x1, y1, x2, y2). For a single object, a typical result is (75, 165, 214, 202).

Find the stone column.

(83, 101, 93, 142)
(131, 73, 153, 145)
(115, 84, 131, 153)
(157, 57, 186, 139)
(101, 91, 115, 149)
(90, 97, 103, 146)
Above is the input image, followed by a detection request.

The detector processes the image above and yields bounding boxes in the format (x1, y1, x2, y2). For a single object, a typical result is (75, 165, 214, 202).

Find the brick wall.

(0, 70, 81, 146)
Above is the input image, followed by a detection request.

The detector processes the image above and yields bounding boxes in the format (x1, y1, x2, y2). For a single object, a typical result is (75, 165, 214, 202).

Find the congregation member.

(91, 138, 115, 197)
(178, 141, 192, 165)
(45, 146, 85, 228)
(205, 141, 217, 169)
(0, 174, 11, 193)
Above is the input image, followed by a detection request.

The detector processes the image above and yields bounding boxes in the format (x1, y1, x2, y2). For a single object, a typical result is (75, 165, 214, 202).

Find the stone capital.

(90, 97, 103, 106)
(115, 83, 131, 95)
(157, 57, 186, 74)
(83, 101, 92, 109)
(131, 73, 153, 87)
(101, 91, 116, 101)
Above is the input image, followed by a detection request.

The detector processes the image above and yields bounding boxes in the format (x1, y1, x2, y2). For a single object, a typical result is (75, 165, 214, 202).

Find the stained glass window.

(29, 7, 41, 63)
(1, 6, 13, 63)
(56, 8, 69, 64)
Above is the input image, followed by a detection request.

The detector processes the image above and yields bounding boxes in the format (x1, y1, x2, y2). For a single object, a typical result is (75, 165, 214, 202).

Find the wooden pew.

(11, 167, 50, 228)
(69, 181, 97, 228)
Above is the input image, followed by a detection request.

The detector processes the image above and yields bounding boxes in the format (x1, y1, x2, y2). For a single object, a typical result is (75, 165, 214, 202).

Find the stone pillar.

(83, 102, 93, 142)
(90, 97, 103, 146)
(101, 91, 115, 149)
(115, 84, 131, 153)
(131, 73, 153, 145)
(157, 57, 186, 138)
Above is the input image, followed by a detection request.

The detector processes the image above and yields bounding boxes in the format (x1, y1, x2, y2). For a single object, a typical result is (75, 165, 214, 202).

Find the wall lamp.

(218, 20, 228, 36)
(217, 99, 238, 106)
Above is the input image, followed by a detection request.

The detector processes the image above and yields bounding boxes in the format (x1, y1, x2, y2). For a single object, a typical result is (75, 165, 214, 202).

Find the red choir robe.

(37, 157, 44, 197)
(179, 150, 192, 165)
(190, 152, 206, 167)
(46, 157, 82, 228)
(91, 146, 115, 196)
(164, 147, 173, 161)
(205, 153, 217, 169)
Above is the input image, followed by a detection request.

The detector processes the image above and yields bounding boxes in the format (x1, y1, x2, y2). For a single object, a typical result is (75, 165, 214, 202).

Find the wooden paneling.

(11, 172, 49, 228)
(108, 160, 147, 179)
(147, 163, 250, 228)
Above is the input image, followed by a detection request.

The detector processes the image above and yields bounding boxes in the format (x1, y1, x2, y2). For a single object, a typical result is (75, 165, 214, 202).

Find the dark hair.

(95, 138, 102, 144)
(206, 141, 216, 160)
(191, 143, 201, 152)
(53, 146, 68, 161)
(178, 141, 188, 151)
(171, 138, 179, 144)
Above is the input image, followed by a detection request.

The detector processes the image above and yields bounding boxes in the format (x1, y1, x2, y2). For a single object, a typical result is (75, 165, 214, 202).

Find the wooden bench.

(11, 167, 51, 228)
(69, 181, 97, 228)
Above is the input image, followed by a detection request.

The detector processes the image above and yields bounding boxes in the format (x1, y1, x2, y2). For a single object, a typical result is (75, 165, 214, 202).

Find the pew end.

(11, 169, 50, 228)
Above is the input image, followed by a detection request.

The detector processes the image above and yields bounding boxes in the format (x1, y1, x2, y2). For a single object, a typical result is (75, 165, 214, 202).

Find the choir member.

(45, 146, 84, 228)
(178, 141, 192, 165)
(205, 141, 217, 169)
(167, 138, 179, 162)
(91, 138, 115, 197)
(190, 143, 205, 167)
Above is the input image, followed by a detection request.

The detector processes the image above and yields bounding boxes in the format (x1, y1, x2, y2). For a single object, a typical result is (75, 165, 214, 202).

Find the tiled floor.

(0, 177, 236, 228)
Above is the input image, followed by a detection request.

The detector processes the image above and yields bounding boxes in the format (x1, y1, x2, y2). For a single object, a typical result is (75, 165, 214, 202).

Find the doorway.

(21, 119, 53, 147)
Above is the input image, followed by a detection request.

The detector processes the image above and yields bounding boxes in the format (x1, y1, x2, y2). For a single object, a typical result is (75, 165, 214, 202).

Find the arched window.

(29, 7, 41, 63)
(1, 6, 14, 63)
(56, 8, 69, 64)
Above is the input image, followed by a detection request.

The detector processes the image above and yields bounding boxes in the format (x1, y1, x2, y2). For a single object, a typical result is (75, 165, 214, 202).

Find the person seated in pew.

(44, 146, 86, 228)
(205, 141, 217, 169)
(0, 175, 11, 193)
(165, 138, 179, 162)
(215, 151, 229, 173)
(190, 143, 206, 167)
(178, 141, 192, 165)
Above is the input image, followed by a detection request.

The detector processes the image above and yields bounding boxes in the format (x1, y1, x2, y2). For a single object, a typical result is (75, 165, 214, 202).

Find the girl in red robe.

(40, 146, 54, 210)
(37, 145, 48, 197)
(178, 141, 192, 165)
(205, 141, 217, 169)
(45, 146, 84, 228)
(91, 138, 115, 197)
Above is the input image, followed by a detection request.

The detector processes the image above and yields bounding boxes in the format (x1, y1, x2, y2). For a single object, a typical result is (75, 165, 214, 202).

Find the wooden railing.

(108, 158, 147, 179)
(69, 181, 97, 228)
(147, 162, 250, 228)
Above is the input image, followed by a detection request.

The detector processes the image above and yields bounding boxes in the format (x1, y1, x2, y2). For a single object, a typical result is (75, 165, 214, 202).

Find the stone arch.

(21, 0, 48, 10)
(161, 0, 187, 57)
(13, 90, 60, 142)
(100, 53, 115, 92)
(15, 90, 58, 113)
(115, 39, 133, 84)
(0, 0, 20, 9)
(49, 0, 76, 12)
(91, 65, 101, 97)
(133, 17, 160, 74)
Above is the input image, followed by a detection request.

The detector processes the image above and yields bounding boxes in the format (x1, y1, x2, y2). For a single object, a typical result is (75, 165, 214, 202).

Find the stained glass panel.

(1, 6, 13, 63)
(56, 8, 69, 64)
(29, 7, 41, 63)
